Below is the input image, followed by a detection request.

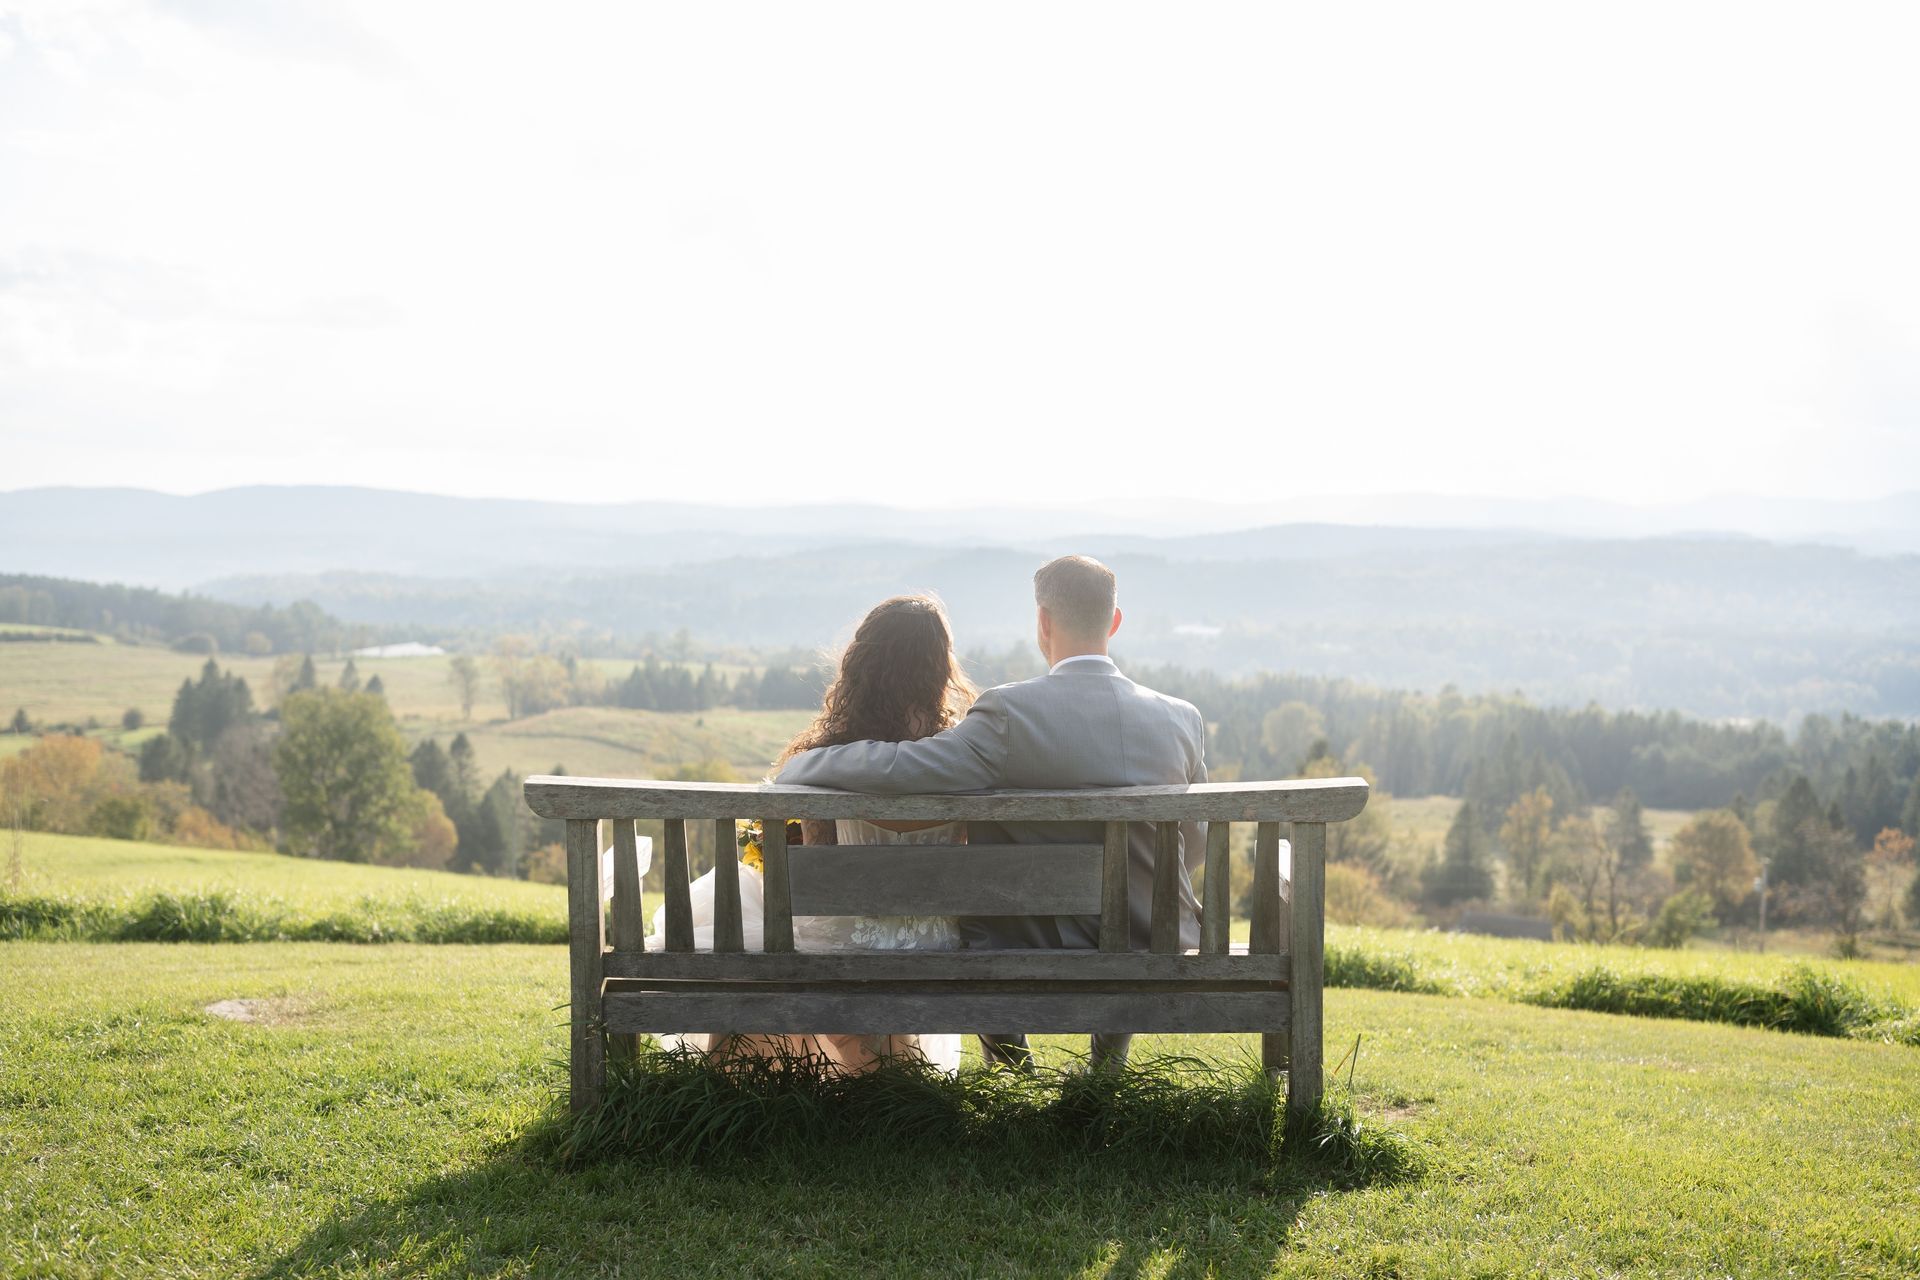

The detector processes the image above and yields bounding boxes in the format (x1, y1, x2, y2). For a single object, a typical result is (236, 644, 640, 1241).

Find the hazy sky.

(2, 1, 1916, 508)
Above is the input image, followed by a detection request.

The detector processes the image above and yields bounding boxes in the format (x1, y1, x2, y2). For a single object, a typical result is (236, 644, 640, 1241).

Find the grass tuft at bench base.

(537, 1042, 1422, 1188)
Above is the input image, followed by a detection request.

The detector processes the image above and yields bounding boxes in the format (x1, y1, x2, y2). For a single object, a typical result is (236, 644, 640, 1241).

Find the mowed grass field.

(0, 639, 814, 780)
(1385, 792, 1694, 860)
(2, 942, 1916, 1278)
(8, 831, 566, 916)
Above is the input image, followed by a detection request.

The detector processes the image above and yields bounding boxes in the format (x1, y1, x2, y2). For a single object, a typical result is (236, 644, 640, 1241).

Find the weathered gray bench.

(522, 776, 1369, 1128)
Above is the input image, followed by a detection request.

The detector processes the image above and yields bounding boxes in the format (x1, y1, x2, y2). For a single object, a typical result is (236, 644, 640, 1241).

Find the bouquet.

(735, 818, 803, 872)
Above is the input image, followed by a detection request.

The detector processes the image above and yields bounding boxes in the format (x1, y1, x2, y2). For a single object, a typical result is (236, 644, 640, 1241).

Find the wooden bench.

(522, 775, 1369, 1128)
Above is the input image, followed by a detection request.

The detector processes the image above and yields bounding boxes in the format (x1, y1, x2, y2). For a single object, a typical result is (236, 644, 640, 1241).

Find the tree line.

(0, 573, 362, 656)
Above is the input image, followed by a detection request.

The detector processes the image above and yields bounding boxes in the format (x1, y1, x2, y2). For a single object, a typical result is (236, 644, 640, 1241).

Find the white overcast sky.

(2, 0, 1917, 508)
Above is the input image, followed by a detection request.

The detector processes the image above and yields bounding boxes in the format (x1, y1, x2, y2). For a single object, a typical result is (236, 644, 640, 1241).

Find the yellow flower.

(735, 817, 795, 874)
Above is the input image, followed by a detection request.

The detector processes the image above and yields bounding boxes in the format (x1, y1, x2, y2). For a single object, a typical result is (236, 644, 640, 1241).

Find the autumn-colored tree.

(1499, 786, 1555, 901)
(1868, 827, 1916, 932)
(1869, 827, 1915, 870)
(1, 735, 109, 833)
(1669, 810, 1759, 915)
(369, 791, 457, 871)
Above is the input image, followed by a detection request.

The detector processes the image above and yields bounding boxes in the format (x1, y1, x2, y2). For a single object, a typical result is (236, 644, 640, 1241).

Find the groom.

(776, 554, 1208, 1068)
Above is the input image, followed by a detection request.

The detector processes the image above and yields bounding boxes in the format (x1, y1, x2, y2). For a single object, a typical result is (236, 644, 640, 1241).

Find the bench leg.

(1285, 822, 1326, 1128)
(566, 818, 607, 1113)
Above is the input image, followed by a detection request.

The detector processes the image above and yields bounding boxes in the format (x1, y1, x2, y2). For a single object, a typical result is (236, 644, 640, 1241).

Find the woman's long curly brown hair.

(777, 594, 977, 763)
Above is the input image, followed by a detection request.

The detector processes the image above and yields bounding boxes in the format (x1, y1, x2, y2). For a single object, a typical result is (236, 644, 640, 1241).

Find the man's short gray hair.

(1033, 555, 1117, 638)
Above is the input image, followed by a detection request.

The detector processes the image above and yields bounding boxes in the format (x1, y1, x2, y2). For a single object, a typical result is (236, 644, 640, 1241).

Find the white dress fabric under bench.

(646, 819, 964, 1073)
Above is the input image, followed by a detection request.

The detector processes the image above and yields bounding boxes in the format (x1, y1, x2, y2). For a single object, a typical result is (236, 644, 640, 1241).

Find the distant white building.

(350, 642, 447, 659)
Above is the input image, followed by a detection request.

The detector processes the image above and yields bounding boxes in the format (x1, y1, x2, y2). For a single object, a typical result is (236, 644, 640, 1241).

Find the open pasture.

(7, 831, 565, 915)
(0, 637, 812, 783)
(2, 941, 1915, 1278)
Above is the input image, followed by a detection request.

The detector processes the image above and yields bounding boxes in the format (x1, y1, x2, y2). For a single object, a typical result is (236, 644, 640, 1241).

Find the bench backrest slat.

(1148, 821, 1181, 953)
(787, 843, 1102, 917)
(609, 819, 645, 952)
(1098, 821, 1129, 952)
(1199, 820, 1232, 955)
(759, 815, 794, 953)
(710, 817, 744, 953)
(660, 818, 695, 952)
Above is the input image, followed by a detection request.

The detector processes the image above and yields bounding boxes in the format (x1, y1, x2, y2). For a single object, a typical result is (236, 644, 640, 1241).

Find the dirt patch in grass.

(203, 997, 309, 1026)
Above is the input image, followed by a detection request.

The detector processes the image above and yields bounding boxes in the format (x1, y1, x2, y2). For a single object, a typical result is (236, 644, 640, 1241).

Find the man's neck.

(1048, 650, 1114, 674)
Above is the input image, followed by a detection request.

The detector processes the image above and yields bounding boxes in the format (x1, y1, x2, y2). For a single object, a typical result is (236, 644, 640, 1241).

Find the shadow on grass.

(259, 1051, 1423, 1279)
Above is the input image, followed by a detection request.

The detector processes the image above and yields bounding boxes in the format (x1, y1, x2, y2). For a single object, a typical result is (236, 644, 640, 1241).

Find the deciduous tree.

(447, 655, 481, 720)
(1499, 787, 1555, 901)
(1669, 810, 1758, 915)
(273, 689, 418, 862)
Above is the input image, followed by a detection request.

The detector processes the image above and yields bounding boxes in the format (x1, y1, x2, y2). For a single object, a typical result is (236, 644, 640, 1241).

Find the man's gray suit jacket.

(775, 657, 1208, 952)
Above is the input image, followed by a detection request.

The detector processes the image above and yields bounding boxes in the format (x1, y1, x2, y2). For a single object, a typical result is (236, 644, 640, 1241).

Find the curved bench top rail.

(523, 775, 1369, 823)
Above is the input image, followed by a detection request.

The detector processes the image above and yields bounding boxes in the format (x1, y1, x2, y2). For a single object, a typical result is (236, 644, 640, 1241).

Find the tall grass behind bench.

(0, 888, 567, 944)
(543, 1044, 1424, 1189)
(1326, 940, 1920, 1046)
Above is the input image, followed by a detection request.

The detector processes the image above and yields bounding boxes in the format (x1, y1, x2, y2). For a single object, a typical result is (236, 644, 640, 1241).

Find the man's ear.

(1108, 607, 1123, 638)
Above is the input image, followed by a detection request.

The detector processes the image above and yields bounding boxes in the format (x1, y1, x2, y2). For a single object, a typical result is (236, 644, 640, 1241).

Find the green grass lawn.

(1, 941, 1915, 1278)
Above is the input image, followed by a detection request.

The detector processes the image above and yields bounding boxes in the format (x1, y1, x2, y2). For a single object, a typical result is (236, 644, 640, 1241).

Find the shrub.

(1325, 945, 1449, 994)
(87, 795, 153, 842)
(1325, 863, 1411, 928)
(169, 806, 259, 851)
(114, 889, 273, 942)
(0, 892, 80, 939)
(1524, 964, 1896, 1038)
(1644, 889, 1714, 949)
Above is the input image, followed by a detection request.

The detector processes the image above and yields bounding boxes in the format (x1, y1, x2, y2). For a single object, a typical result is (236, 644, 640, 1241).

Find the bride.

(651, 593, 976, 1073)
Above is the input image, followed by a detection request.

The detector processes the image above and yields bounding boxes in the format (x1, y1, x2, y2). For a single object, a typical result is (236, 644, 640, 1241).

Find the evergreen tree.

(293, 654, 317, 693)
(138, 733, 191, 784)
(1423, 801, 1494, 906)
(167, 659, 256, 753)
(9, 708, 29, 735)
(1729, 792, 1753, 831)
(1766, 775, 1824, 883)
(448, 733, 479, 800)
(462, 770, 524, 877)
(1607, 788, 1654, 870)
(409, 739, 454, 800)
(1904, 774, 1920, 840)
(365, 673, 386, 698)
(338, 658, 361, 693)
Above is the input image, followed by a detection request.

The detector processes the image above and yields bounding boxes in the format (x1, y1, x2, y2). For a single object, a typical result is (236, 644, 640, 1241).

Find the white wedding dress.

(647, 819, 965, 1073)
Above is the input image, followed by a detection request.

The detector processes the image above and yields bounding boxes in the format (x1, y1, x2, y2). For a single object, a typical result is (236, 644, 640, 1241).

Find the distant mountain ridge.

(4, 484, 1918, 589)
